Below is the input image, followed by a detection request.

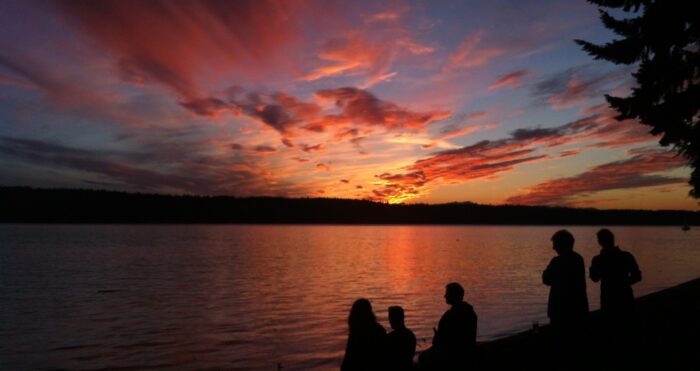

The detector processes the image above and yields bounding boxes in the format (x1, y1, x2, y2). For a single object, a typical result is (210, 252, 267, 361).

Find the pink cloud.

(534, 66, 629, 110)
(315, 87, 450, 130)
(56, 0, 312, 99)
(364, 11, 401, 23)
(179, 97, 229, 117)
(444, 32, 504, 71)
(301, 35, 394, 85)
(506, 149, 688, 206)
(559, 149, 580, 157)
(489, 70, 530, 90)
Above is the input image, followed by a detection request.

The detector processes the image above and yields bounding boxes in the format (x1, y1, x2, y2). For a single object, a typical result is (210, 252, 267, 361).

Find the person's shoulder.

(548, 255, 562, 265)
(620, 249, 637, 261)
(458, 301, 476, 314)
(406, 328, 417, 342)
(394, 327, 416, 339)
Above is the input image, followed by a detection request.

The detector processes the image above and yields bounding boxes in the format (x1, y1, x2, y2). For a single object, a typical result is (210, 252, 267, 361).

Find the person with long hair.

(341, 298, 387, 370)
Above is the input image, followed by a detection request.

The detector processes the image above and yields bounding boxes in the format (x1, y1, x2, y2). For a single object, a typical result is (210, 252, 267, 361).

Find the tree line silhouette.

(1, 187, 698, 225)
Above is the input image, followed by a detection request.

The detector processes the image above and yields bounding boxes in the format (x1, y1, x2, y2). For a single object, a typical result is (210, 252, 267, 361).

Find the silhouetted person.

(542, 229, 589, 369)
(590, 229, 641, 368)
(419, 282, 477, 370)
(341, 298, 387, 371)
(387, 306, 416, 370)
(590, 229, 641, 315)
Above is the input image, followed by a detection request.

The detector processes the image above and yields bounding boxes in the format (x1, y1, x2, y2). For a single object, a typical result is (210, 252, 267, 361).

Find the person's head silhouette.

(444, 282, 464, 306)
(551, 229, 575, 255)
(388, 306, 406, 330)
(348, 298, 376, 332)
(597, 228, 615, 249)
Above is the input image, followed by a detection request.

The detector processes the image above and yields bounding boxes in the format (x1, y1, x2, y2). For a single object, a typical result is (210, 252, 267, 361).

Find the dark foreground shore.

(475, 277, 700, 370)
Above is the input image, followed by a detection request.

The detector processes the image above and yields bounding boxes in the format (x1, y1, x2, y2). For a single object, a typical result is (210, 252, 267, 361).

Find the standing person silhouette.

(386, 306, 416, 370)
(542, 229, 589, 369)
(419, 282, 477, 370)
(589, 228, 641, 368)
(590, 229, 641, 316)
(341, 298, 387, 371)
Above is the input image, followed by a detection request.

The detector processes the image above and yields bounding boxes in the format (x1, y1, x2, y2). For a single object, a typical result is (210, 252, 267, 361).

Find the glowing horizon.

(0, 0, 697, 210)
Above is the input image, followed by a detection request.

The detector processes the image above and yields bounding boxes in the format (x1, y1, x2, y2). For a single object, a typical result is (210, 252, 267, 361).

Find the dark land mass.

(1, 186, 699, 225)
(475, 277, 700, 370)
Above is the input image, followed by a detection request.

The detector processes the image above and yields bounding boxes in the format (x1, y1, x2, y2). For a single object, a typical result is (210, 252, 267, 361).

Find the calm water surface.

(1, 225, 699, 370)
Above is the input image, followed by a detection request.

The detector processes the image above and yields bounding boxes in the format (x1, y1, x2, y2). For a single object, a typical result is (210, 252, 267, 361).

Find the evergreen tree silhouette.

(576, 0, 700, 197)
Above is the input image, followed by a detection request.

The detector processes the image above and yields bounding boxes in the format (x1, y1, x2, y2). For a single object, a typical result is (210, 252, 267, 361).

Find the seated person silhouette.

(387, 306, 417, 370)
(341, 298, 387, 371)
(419, 282, 477, 370)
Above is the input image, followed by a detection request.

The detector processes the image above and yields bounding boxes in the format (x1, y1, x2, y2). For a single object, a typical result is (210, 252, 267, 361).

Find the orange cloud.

(370, 139, 548, 202)
(367, 103, 660, 203)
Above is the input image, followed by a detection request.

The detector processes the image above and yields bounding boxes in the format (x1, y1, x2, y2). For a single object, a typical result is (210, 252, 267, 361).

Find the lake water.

(1, 224, 699, 370)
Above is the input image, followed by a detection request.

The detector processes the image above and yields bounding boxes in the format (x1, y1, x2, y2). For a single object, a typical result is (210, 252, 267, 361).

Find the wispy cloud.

(506, 149, 687, 206)
(0, 136, 302, 196)
(489, 69, 530, 90)
(367, 103, 659, 203)
(444, 31, 503, 71)
(55, 0, 316, 99)
(533, 65, 630, 109)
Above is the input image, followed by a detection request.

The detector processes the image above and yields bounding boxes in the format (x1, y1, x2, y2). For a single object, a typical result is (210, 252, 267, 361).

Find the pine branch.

(599, 10, 640, 37)
(575, 39, 643, 65)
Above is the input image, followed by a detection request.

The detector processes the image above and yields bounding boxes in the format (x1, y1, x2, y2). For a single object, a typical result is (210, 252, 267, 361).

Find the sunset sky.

(0, 0, 696, 210)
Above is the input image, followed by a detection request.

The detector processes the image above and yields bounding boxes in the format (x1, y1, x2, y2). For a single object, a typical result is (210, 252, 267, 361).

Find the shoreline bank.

(475, 277, 700, 369)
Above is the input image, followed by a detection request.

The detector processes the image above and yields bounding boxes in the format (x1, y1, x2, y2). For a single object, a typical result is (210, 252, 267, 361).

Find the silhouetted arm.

(627, 253, 641, 285)
(542, 258, 557, 286)
(341, 334, 354, 371)
(589, 256, 601, 282)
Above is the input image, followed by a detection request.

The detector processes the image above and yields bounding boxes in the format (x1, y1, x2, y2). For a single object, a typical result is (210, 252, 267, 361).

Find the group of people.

(341, 228, 642, 370)
(341, 282, 476, 371)
(543, 228, 641, 368)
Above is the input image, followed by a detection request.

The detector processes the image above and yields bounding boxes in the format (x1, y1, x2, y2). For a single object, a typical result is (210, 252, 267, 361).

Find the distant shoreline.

(2, 186, 699, 225)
